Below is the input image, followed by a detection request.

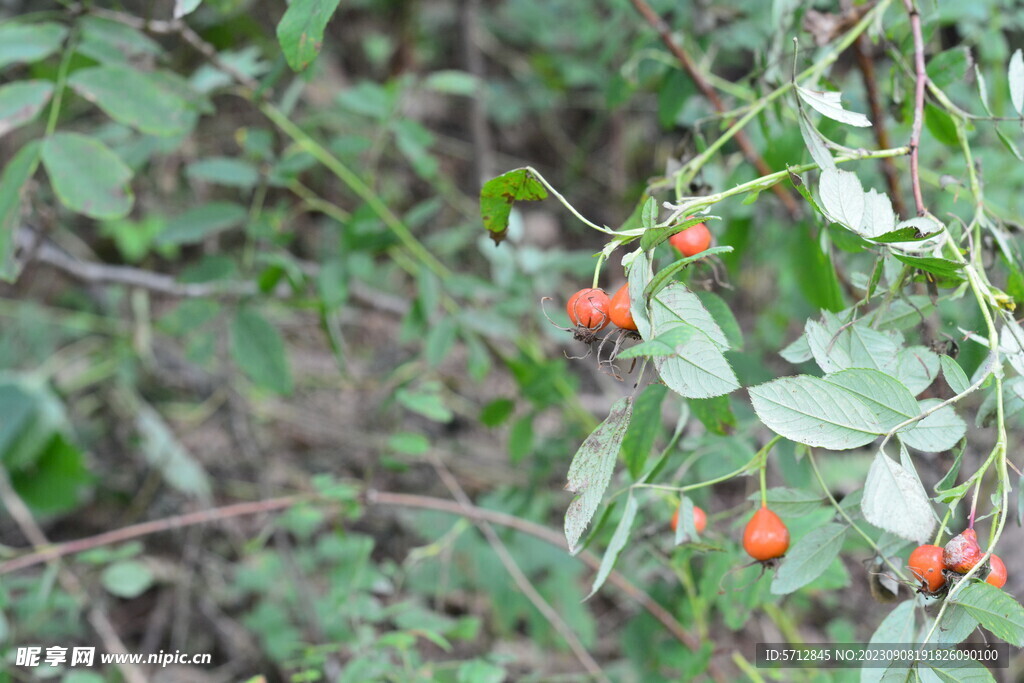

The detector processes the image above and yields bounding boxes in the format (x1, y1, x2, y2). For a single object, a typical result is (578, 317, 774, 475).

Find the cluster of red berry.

(564, 222, 712, 337)
(670, 502, 790, 563)
(908, 528, 1007, 594)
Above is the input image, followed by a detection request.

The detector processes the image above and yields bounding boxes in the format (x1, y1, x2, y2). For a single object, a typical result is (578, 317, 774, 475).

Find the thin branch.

(0, 469, 146, 683)
(853, 34, 905, 216)
(629, 0, 801, 217)
(0, 489, 711, 672)
(902, 0, 927, 215)
(426, 454, 607, 682)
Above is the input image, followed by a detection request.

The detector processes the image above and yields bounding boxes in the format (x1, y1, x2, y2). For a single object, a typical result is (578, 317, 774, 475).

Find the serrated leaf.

(0, 140, 40, 281)
(780, 334, 813, 363)
(689, 395, 736, 436)
(797, 85, 872, 127)
(953, 582, 1024, 646)
(587, 492, 638, 598)
(0, 23, 67, 70)
(896, 345, 940, 396)
(771, 523, 847, 594)
(620, 383, 666, 478)
(648, 284, 738, 399)
(900, 399, 966, 452)
(821, 368, 919, 431)
(642, 245, 733, 299)
(931, 604, 980, 645)
(862, 601, 916, 683)
(862, 450, 935, 543)
(819, 168, 865, 231)
(1009, 49, 1024, 116)
(797, 110, 835, 170)
(230, 308, 293, 394)
(479, 168, 547, 244)
(673, 496, 700, 545)
(69, 65, 192, 136)
(748, 375, 881, 450)
(41, 132, 133, 219)
(0, 80, 53, 138)
(565, 397, 633, 552)
(276, 0, 342, 71)
(892, 254, 965, 283)
(694, 291, 744, 350)
(860, 190, 896, 238)
(615, 326, 696, 359)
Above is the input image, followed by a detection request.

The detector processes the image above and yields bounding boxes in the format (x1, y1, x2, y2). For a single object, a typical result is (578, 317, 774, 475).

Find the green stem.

(808, 449, 908, 581)
(260, 102, 452, 280)
(648, 0, 895, 197)
(45, 28, 77, 137)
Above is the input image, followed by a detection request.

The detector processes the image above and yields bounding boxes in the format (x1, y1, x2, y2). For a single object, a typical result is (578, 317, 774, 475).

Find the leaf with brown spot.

(479, 168, 548, 245)
(564, 397, 633, 553)
(276, 0, 342, 72)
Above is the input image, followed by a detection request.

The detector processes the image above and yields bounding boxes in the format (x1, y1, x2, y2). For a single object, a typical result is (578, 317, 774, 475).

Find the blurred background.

(1, 0, 1024, 680)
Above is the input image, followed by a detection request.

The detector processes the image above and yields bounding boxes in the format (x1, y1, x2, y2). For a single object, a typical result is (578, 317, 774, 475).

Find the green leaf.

(642, 245, 733, 299)
(0, 80, 53, 137)
(186, 157, 260, 188)
(892, 254, 965, 284)
(861, 600, 916, 683)
(230, 308, 293, 394)
(396, 384, 453, 423)
(771, 523, 847, 594)
(175, 0, 203, 19)
(820, 368, 919, 430)
(587, 492, 638, 598)
(926, 47, 970, 89)
(424, 316, 458, 367)
(0, 140, 40, 281)
(900, 398, 966, 452)
(479, 168, 547, 244)
(995, 125, 1023, 161)
(276, 0, 342, 71)
(641, 196, 658, 228)
(797, 110, 835, 171)
(639, 215, 710, 252)
(695, 291, 743, 350)
(615, 326, 697, 359)
(746, 488, 825, 517)
(0, 22, 67, 70)
(564, 397, 633, 552)
(673, 496, 700, 545)
(796, 86, 872, 127)
(620, 383, 667, 478)
(69, 65, 192, 136)
(748, 375, 881, 450)
(479, 398, 515, 427)
(818, 168, 864, 231)
(1009, 49, 1024, 116)
(931, 604, 980, 645)
(647, 284, 739, 398)
(862, 449, 936, 543)
(101, 560, 154, 598)
(156, 202, 247, 246)
(41, 132, 133, 219)
(126, 389, 212, 498)
(78, 16, 162, 64)
(953, 582, 1024, 646)
(689, 395, 736, 436)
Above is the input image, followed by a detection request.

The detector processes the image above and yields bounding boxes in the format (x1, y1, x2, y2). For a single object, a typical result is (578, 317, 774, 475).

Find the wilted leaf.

(479, 168, 548, 244)
(564, 397, 633, 552)
(862, 449, 935, 543)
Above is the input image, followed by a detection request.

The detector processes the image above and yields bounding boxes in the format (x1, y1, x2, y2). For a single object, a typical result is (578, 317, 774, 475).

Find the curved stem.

(808, 450, 908, 581)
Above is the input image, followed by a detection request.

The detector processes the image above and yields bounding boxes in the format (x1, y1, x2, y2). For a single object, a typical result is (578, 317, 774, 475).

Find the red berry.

(668, 221, 712, 257)
(742, 506, 789, 562)
(608, 284, 637, 331)
(987, 554, 1007, 588)
(908, 544, 946, 593)
(566, 288, 610, 330)
(943, 528, 984, 573)
(671, 504, 707, 535)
